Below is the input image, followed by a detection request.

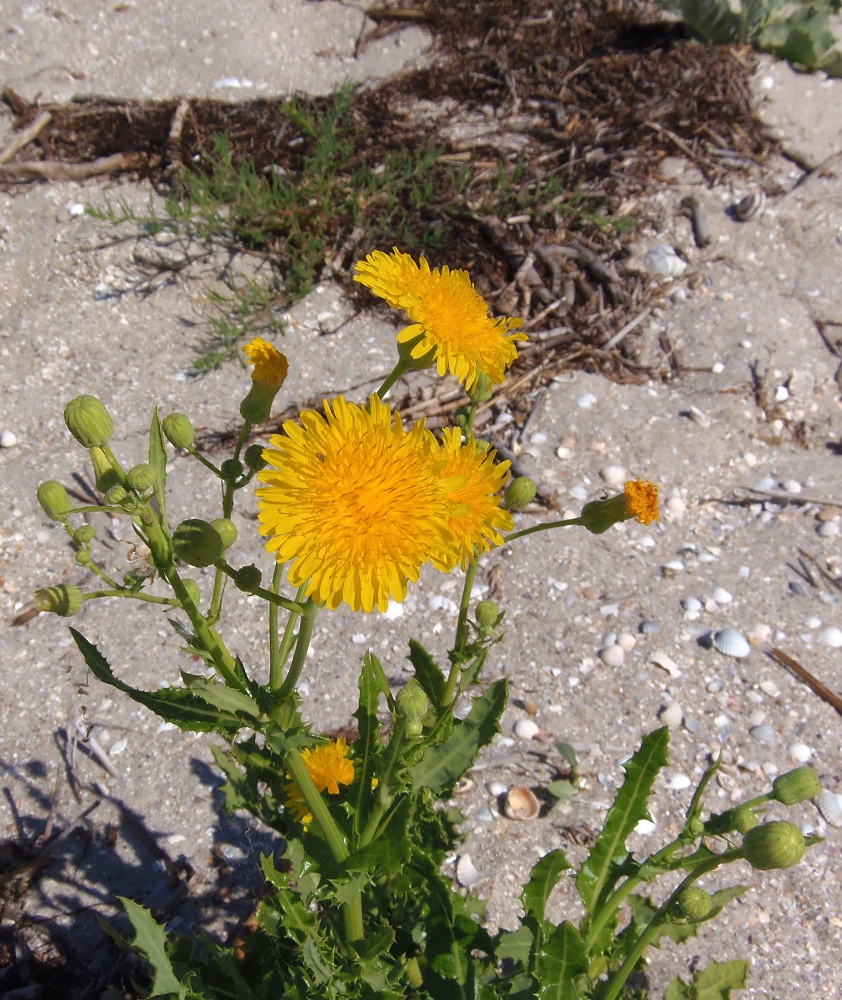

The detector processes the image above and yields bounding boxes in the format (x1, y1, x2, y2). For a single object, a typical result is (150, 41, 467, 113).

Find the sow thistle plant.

(36, 248, 820, 999)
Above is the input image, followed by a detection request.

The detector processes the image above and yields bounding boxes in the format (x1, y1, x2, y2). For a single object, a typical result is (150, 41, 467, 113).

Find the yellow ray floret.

(284, 738, 355, 826)
(354, 248, 526, 393)
(433, 428, 514, 571)
(243, 336, 288, 390)
(256, 394, 459, 613)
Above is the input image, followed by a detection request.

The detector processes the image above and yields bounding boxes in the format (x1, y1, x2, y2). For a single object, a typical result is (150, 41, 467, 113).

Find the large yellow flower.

(433, 428, 514, 570)
(284, 738, 355, 827)
(256, 394, 458, 612)
(354, 248, 527, 393)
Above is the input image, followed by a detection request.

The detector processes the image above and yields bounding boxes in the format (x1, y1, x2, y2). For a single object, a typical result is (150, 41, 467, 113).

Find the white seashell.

(733, 188, 766, 222)
(782, 479, 802, 494)
(749, 723, 775, 745)
(649, 651, 681, 677)
(658, 702, 683, 727)
(617, 632, 637, 651)
(817, 790, 842, 828)
(474, 806, 496, 823)
(759, 679, 780, 698)
(108, 737, 128, 756)
(456, 854, 482, 886)
(487, 781, 508, 797)
(681, 597, 702, 612)
(666, 773, 692, 791)
(644, 243, 687, 277)
(750, 623, 772, 644)
(514, 719, 540, 740)
(818, 521, 840, 538)
(503, 785, 540, 820)
(713, 628, 751, 659)
(787, 742, 812, 763)
(665, 496, 687, 517)
(711, 587, 732, 605)
(818, 626, 842, 648)
(0, 430, 18, 448)
(599, 465, 627, 487)
(577, 393, 597, 409)
(634, 818, 657, 836)
(599, 645, 625, 668)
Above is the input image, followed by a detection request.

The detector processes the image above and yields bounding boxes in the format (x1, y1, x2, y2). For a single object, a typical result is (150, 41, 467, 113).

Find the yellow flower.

(284, 738, 356, 827)
(256, 395, 458, 612)
(354, 248, 527, 393)
(433, 428, 514, 570)
(243, 337, 288, 390)
(623, 479, 660, 526)
(578, 478, 660, 534)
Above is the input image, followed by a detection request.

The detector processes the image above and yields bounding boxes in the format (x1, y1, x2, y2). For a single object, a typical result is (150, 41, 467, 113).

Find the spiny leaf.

(408, 638, 447, 705)
(119, 897, 181, 997)
(147, 407, 168, 523)
(180, 672, 260, 719)
(537, 922, 587, 1000)
(692, 958, 749, 997)
(522, 849, 572, 924)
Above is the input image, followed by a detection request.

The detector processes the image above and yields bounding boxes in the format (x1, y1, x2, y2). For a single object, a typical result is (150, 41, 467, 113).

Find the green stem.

(273, 584, 308, 691)
(185, 446, 224, 479)
(209, 424, 251, 619)
(376, 358, 410, 399)
(215, 560, 307, 615)
(277, 600, 318, 701)
(285, 751, 363, 942)
(268, 562, 285, 691)
(504, 517, 584, 543)
(453, 558, 479, 661)
(78, 557, 124, 591)
(356, 717, 407, 849)
(82, 589, 180, 606)
(600, 849, 744, 1000)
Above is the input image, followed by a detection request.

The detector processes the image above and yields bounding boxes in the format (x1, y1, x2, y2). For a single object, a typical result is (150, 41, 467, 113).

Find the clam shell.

(503, 785, 540, 820)
(513, 718, 540, 740)
(649, 651, 681, 677)
(599, 645, 625, 668)
(644, 243, 687, 277)
(817, 790, 842, 828)
(713, 627, 750, 659)
(733, 188, 766, 222)
(456, 854, 481, 886)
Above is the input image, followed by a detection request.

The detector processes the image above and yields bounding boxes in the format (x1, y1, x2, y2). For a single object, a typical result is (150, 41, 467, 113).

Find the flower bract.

(256, 394, 458, 612)
(284, 738, 356, 826)
(354, 248, 526, 393)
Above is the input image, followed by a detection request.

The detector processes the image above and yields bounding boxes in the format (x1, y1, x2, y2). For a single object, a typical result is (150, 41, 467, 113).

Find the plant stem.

(186, 446, 224, 479)
(272, 584, 308, 692)
(210, 423, 250, 618)
(277, 600, 318, 700)
(82, 589, 180, 606)
(504, 517, 584, 543)
(268, 561, 285, 690)
(376, 358, 410, 399)
(452, 558, 479, 663)
(215, 560, 307, 614)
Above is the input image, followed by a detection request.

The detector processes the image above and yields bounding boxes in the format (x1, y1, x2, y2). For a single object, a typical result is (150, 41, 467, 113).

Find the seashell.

(454, 777, 474, 795)
(749, 723, 775, 745)
(711, 587, 732, 605)
(503, 785, 540, 820)
(456, 854, 482, 886)
(818, 626, 842, 649)
(733, 188, 766, 222)
(681, 596, 702, 612)
(639, 619, 660, 635)
(713, 627, 751, 659)
(0, 430, 18, 448)
(667, 773, 692, 791)
(658, 702, 683, 728)
(817, 790, 842, 828)
(644, 243, 687, 277)
(514, 718, 540, 740)
(649, 651, 681, 677)
(617, 632, 637, 651)
(787, 742, 812, 764)
(108, 737, 128, 756)
(599, 645, 625, 668)
(634, 818, 657, 836)
(474, 806, 496, 823)
(487, 781, 508, 798)
(599, 464, 627, 487)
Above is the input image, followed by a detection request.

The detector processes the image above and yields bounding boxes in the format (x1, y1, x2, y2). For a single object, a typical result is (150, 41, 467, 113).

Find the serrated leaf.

(119, 897, 181, 997)
(663, 0, 740, 43)
(522, 849, 571, 923)
(412, 679, 507, 794)
(180, 672, 260, 719)
(496, 925, 534, 966)
(408, 638, 446, 705)
(693, 958, 748, 997)
(537, 922, 586, 1000)
(71, 628, 245, 733)
(577, 727, 669, 916)
(664, 977, 693, 1000)
(148, 407, 168, 523)
(352, 651, 388, 831)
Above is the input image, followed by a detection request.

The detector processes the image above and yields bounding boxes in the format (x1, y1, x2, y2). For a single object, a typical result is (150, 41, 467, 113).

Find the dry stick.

(165, 99, 191, 178)
(601, 307, 653, 352)
(0, 110, 52, 165)
(768, 648, 842, 718)
(0, 151, 142, 182)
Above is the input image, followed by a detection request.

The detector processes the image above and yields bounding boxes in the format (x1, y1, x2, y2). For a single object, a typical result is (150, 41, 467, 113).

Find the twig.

(601, 307, 652, 352)
(0, 110, 52, 165)
(797, 548, 842, 594)
(165, 99, 191, 178)
(768, 648, 842, 718)
(0, 152, 143, 182)
(75, 719, 121, 780)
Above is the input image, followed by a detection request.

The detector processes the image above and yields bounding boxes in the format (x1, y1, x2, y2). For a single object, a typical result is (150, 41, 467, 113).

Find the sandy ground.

(1, 3, 841, 997)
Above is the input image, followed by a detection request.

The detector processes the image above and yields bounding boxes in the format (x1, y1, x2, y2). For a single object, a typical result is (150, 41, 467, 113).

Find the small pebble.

(351, 633, 367, 644)
(568, 484, 589, 500)
(639, 619, 660, 635)
(658, 702, 683, 727)
(789, 581, 808, 597)
(787, 742, 812, 763)
(382, 600, 403, 621)
(456, 855, 481, 887)
(711, 587, 732, 605)
(665, 496, 687, 517)
(787, 370, 815, 396)
(755, 475, 776, 491)
(805, 617, 822, 630)
(707, 678, 724, 693)
(530, 431, 547, 445)
(759, 679, 781, 698)
(750, 624, 772, 643)
(108, 737, 128, 756)
(523, 696, 539, 716)
(556, 445, 574, 460)
(683, 717, 701, 734)
(0, 430, 18, 448)
(487, 781, 508, 797)
(577, 393, 597, 409)
(599, 645, 625, 668)
(819, 626, 842, 648)
(644, 243, 686, 276)
(600, 465, 627, 487)
(666, 773, 692, 791)
(782, 479, 803, 494)
(818, 521, 840, 539)
(749, 723, 776, 745)
(774, 385, 789, 402)
(514, 719, 540, 740)
(748, 708, 766, 726)
(817, 506, 839, 522)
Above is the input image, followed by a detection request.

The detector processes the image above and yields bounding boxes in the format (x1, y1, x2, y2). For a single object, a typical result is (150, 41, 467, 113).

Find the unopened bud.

(244, 443, 267, 473)
(162, 412, 195, 450)
(469, 370, 494, 403)
(742, 820, 806, 871)
(221, 458, 244, 481)
(396, 678, 429, 736)
(475, 599, 501, 628)
(676, 886, 713, 920)
(233, 564, 262, 594)
(34, 584, 84, 617)
(64, 395, 114, 448)
(105, 485, 129, 506)
(73, 525, 96, 547)
(127, 463, 157, 494)
(37, 481, 72, 522)
(772, 767, 822, 806)
(210, 518, 238, 551)
(504, 476, 536, 511)
(172, 519, 224, 568)
(90, 446, 120, 494)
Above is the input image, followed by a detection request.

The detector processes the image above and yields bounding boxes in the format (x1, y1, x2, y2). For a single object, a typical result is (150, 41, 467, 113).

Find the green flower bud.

(503, 476, 537, 511)
(182, 578, 201, 607)
(127, 463, 157, 494)
(233, 564, 262, 594)
(676, 886, 713, 920)
(686, 816, 705, 838)
(706, 806, 758, 837)
(162, 412, 195, 450)
(742, 820, 806, 871)
(243, 443, 267, 473)
(397, 330, 437, 371)
(733, 807, 759, 834)
(239, 383, 277, 425)
(210, 518, 238, 551)
(64, 395, 114, 449)
(396, 679, 430, 730)
(772, 767, 822, 806)
(221, 458, 244, 481)
(73, 525, 96, 547)
(172, 519, 224, 568)
(34, 584, 84, 617)
(37, 481, 72, 522)
(89, 446, 121, 494)
(105, 485, 129, 506)
(476, 599, 501, 628)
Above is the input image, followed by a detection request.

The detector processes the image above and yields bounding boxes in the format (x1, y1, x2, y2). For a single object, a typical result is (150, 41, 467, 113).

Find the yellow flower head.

(256, 394, 458, 612)
(433, 428, 514, 570)
(243, 337, 288, 390)
(285, 738, 355, 826)
(354, 248, 527, 393)
(623, 479, 660, 525)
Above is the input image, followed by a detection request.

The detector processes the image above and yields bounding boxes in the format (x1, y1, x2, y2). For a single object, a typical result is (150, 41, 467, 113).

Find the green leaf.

(352, 651, 388, 831)
(576, 727, 670, 916)
(119, 897, 181, 997)
(344, 835, 412, 875)
(412, 679, 507, 794)
(70, 628, 245, 733)
(180, 672, 260, 719)
(692, 959, 749, 997)
(664, 977, 693, 1000)
(148, 407, 168, 523)
(537, 922, 587, 1000)
(662, 0, 740, 43)
(496, 925, 534, 966)
(408, 638, 447, 705)
(547, 780, 578, 807)
(522, 849, 571, 923)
